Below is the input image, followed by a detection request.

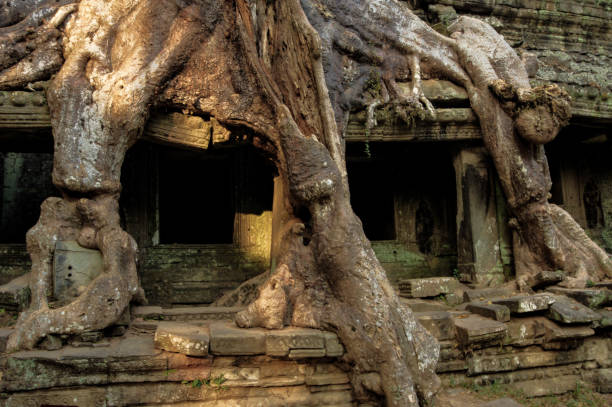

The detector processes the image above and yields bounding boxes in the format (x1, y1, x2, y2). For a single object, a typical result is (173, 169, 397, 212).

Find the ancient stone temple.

(0, 0, 611, 406)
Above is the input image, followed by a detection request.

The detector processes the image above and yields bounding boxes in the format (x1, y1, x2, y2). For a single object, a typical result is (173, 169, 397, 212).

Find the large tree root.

(235, 113, 440, 406)
(450, 16, 612, 288)
(7, 194, 142, 351)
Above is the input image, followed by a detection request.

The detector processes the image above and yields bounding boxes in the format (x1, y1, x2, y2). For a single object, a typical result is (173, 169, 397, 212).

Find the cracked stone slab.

(209, 322, 265, 355)
(154, 322, 209, 356)
(502, 317, 547, 347)
(453, 315, 507, 346)
(414, 311, 455, 340)
(398, 277, 460, 298)
(548, 296, 601, 324)
(466, 302, 510, 322)
(538, 318, 595, 342)
(492, 294, 555, 313)
(546, 287, 612, 309)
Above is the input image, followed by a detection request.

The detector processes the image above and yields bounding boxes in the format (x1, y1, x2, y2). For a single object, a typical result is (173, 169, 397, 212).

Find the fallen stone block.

(0, 273, 30, 311)
(548, 296, 601, 324)
(399, 277, 460, 298)
(265, 327, 325, 357)
(503, 317, 547, 346)
(466, 302, 510, 322)
(463, 287, 513, 303)
(492, 293, 555, 314)
(209, 322, 265, 355)
(454, 315, 506, 346)
(415, 311, 455, 340)
(154, 322, 209, 356)
(546, 287, 612, 309)
(528, 270, 565, 289)
(538, 318, 595, 342)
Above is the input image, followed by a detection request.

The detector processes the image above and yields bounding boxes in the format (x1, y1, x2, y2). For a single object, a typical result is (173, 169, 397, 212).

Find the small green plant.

(182, 374, 227, 391)
(586, 279, 595, 288)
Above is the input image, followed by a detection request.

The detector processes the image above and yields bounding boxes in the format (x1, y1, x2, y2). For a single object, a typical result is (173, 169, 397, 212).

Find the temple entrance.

(346, 142, 458, 284)
(121, 141, 275, 306)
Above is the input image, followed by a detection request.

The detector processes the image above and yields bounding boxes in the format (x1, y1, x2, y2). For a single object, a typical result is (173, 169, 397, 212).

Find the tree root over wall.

(1, 0, 610, 406)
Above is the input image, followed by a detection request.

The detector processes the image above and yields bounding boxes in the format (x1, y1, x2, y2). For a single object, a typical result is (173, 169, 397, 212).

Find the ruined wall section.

(424, 0, 611, 122)
(421, 0, 612, 122)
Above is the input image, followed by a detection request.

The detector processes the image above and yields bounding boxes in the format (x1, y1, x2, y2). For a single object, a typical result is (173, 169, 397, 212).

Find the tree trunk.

(1, 0, 610, 406)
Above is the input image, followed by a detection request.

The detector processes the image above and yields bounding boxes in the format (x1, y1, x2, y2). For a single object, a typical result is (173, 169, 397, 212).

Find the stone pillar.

(270, 175, 291, 273)
(453, 148, 505, 286)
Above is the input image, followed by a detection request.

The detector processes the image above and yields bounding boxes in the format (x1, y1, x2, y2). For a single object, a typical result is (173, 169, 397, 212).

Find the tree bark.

(1, 1, 610, 406)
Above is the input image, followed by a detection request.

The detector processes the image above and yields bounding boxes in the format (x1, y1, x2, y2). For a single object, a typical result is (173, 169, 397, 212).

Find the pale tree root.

(7, 194, 142, 351)
(513, 203, 612, 289)
(236, 116, 440, 406)
(0, 1, 77, 89)
(450, 16, 611, 290)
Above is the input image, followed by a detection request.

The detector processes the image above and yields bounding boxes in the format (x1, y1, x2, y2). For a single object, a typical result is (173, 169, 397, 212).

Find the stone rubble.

(0, 276, 611, 405)
(400, 277, 611, 398)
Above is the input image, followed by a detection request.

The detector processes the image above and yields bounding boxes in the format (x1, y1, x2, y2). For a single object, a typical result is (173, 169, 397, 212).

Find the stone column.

(453, 147, 506, 286)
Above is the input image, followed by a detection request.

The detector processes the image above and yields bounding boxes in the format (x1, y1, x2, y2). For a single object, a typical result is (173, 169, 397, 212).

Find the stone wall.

(0, 321, 351, 407)
(423, 0, 612, 122)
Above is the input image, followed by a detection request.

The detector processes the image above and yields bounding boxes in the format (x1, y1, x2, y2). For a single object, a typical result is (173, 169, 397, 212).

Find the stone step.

(206, 321, 344, 358)
(414, 311, 455, 341)
(0, 273, 30, 312)
(453, 315, 507, 346)
(398, 277, 460, 298)
(492, 293, 555, 314)
(548, 296, 601, 324)
(132, 305, 245, 322)
(463, 287, 514, 303)
(546, 287, 612, 309)
(154, 321, 210, 356)
(466, 302, 511, 322)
